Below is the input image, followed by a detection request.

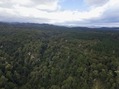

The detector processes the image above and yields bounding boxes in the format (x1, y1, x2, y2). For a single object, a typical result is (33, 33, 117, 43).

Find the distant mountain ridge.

(0, 22, 119, 30)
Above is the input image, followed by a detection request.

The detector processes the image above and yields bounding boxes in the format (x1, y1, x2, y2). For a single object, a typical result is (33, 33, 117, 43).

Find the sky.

(0, 0, 119, 27)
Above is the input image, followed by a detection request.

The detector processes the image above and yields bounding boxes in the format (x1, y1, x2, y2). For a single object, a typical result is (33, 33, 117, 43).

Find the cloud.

(86, 0, 119, 27)
(85, 0, 109, 6)
(0, 0, 119, 27)
(0, 0, 59, 11)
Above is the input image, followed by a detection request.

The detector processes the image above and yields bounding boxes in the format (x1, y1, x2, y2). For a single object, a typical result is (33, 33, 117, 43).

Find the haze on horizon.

(0, 0, 119, 27)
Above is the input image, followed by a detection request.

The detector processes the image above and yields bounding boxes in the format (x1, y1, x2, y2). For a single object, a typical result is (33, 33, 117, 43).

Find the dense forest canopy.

(0, 22, 119, 89)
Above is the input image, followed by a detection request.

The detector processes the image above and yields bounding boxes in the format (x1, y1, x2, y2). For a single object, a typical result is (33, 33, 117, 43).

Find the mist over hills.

(0, 22, 119, 31)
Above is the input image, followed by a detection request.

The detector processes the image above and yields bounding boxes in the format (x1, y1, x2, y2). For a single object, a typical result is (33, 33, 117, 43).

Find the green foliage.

(0, 23, 119, 89)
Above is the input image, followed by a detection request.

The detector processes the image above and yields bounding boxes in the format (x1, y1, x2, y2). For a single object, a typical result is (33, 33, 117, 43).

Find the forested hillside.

(0, 23, 119, 89)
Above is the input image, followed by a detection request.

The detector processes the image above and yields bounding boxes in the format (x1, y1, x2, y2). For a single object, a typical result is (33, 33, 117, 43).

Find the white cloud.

(0, 0, 59, 10)
(0, 0, 119, 27)
(88, 0, 119, 26)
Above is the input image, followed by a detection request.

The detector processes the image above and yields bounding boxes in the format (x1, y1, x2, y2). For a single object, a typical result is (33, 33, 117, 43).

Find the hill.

(0, 22, 119, 89)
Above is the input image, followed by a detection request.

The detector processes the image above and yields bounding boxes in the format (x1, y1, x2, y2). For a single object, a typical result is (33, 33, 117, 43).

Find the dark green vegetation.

(0, 23, 119, 89)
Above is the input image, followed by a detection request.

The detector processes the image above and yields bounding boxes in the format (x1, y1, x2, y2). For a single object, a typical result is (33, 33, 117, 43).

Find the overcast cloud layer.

(0, 0, 119, 27)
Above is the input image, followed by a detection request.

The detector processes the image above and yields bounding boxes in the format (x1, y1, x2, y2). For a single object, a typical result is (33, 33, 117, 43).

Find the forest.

(0, 22, 119, 89)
